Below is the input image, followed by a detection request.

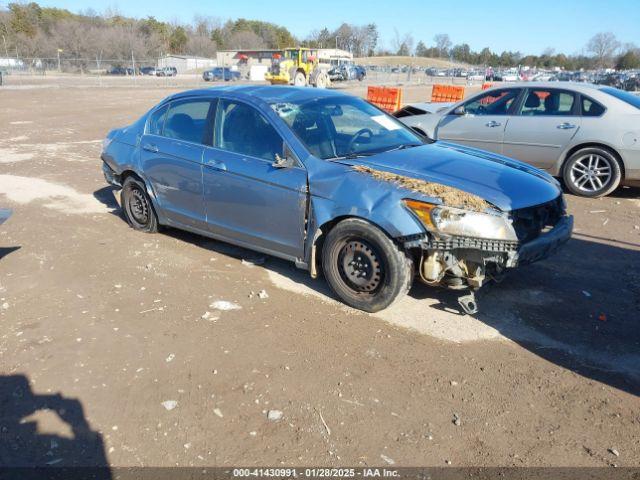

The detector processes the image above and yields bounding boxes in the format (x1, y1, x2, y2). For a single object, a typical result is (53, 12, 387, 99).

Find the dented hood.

(337, 142, 561, 212)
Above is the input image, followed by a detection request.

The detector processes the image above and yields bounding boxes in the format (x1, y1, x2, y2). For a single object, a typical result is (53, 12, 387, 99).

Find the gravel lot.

(0, 76, 639, 469)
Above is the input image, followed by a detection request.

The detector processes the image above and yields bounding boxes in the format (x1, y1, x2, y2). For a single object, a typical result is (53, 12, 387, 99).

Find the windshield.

(600, 86, 640, 110)
(271, 96, 423, 160)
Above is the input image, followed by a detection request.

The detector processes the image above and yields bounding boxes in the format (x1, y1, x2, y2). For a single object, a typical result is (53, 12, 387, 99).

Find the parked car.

(156, 67, 177, 77)
(140, 66, 157, 76)
(354, 65, 366, 81)
(107, 66, 135, 75)
(328, 64, 366, 82)
(202, 67, 240, 82)
(101, 86, 572, 314)
(394, 82, 640, 197)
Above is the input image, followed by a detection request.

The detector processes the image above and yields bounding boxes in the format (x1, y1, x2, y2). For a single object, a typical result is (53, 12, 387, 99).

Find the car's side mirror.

(272, 152, 296, 169)
(452, 106, 466, 116)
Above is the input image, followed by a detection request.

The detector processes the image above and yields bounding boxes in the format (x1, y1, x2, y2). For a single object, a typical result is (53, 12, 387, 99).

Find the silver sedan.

(395, 82, 640, 197)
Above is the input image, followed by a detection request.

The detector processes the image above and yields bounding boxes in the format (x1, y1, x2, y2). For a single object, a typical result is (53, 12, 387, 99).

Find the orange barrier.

(431, 84, 465, 103)
(367, 86, 403, 113)
(481, 82, 493, 90)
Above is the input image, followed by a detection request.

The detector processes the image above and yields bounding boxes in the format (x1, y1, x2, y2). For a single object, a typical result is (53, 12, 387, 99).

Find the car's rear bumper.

(513, 215, 573, 266)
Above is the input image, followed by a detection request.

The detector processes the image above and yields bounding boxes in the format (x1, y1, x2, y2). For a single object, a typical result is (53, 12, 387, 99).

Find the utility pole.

(1, 34, 8, 59)
(57, 49, 62, 72)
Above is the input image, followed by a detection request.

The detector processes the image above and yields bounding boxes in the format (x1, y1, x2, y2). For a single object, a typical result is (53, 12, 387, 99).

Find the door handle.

(557, 123, 576, 130)
(207, 160, 227, 171)
(485, 121, 501, 127)
(142, 143, 159, 153)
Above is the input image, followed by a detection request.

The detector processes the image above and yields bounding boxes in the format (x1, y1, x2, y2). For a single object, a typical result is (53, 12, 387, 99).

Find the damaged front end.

(401, 195, 573, 314)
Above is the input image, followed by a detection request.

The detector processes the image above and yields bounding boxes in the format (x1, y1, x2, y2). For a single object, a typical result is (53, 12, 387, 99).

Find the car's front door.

(140, 98, 215, 229)
(502, 88, 582, 169)
(437, 88, 522, 154)
(202, 98, 308, 260)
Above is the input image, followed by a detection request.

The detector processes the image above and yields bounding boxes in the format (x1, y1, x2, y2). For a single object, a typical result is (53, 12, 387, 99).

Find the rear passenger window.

(147, 105, 168, 136)
(164, 100, 212, 144)
(582, 97, 605, 117)
(520, 90, 575, 116)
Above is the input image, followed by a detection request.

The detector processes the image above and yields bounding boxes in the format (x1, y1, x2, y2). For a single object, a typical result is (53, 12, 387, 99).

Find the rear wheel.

(321, 219, 413, 312)
(121, 176, 158, 233)
(563, 147, 622, 198)
(314, 72, 329, 89)
(293, 71, 306, 86)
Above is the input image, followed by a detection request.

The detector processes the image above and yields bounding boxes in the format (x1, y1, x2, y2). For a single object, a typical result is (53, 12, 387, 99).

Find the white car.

(394, 82, 640, 197)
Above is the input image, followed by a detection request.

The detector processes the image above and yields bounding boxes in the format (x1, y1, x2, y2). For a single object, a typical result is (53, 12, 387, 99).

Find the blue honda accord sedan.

(101, 86, 573, 313)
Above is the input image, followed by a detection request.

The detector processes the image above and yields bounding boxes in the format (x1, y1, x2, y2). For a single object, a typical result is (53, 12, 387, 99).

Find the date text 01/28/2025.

(232, 467, 400, 478)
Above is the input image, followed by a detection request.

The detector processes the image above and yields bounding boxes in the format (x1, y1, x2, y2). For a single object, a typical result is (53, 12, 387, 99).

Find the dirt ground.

(0, 77, 639, 470)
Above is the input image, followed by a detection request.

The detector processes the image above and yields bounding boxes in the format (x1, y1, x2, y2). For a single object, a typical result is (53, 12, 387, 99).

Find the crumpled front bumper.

(511, 215, 573, 267)
(102, 160, 121, 187)
(408, 214, 574, 290)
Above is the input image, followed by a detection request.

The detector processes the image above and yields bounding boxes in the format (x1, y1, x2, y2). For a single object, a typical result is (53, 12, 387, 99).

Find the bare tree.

(587, 32, 620, 67)
(392, 28, 414, 56)
(187, 35, 216, 57)
(226, 30, 265, 50)
(433, 33, 452, 58)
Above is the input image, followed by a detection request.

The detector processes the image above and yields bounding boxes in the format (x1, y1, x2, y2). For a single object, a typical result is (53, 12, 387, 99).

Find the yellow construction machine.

(265, 48, 330, 88)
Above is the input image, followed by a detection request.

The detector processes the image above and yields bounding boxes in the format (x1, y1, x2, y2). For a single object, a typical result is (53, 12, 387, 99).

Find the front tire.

(321, 219, 413, 312)
(121, 177, 159, 233)
(563, 147, 622, 198)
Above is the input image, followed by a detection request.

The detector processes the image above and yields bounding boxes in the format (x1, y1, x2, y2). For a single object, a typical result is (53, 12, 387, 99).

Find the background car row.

(394, 82, 640, 198)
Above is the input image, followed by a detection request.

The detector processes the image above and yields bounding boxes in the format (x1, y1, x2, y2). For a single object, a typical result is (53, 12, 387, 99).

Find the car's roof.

(489, 81, 602, 92)
(168, 85, 347, 104)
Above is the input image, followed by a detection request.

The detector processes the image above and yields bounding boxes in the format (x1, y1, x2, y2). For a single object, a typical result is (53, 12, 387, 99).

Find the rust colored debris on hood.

(353, 165, 490, 212)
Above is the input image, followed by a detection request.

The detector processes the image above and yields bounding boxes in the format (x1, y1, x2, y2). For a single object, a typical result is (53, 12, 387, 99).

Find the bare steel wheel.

(322, 218, 413, 312)
(122, 176, 159, 233)
(563, 147, 622, 198)
(130, 188, 150, 224)
(338, 240, 383, 293)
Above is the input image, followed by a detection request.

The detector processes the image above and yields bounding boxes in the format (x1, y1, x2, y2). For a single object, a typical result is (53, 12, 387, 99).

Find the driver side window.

(462, 89, 520, 116)
(214, 100, 284, 161)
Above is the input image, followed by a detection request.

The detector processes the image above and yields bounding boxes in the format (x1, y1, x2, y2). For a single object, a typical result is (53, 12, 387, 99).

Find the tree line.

(413, 32, 639, 70)
(1, 1, 638, 71)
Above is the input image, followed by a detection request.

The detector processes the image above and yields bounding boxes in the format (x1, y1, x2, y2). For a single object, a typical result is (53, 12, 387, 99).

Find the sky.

(24, 0, 640, 55)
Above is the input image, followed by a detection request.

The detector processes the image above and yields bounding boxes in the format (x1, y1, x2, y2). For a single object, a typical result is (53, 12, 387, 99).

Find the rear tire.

(321, 219, 413, 313)
(121, 177, 159, 233)
(563, 147, 622, 198)
(293, 71, 306, 86)
(314, 72, 329, 89)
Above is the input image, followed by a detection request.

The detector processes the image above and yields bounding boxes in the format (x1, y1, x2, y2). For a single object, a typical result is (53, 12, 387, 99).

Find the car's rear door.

(202, 98, 307, 260)
(502, 88, 582, 169)
(436, 88, 523, 154)
(140, 98, 214, 229)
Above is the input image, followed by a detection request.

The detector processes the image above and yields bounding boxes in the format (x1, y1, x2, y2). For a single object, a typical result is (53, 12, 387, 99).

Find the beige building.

(157, 55, 217, 73)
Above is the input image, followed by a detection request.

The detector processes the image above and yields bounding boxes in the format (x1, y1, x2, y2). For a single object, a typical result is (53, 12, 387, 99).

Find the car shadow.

(416, 237, 640, 397)
(0, 246, 20, 261)
(0, 374, 111, 478)
(607, 185, 640, 199)
(93, 186, 123, 219)
(559, 182, 640, 199)
(161, 225, 640, 396)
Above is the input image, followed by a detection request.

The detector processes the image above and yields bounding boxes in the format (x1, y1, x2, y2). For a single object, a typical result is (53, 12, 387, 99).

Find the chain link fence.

(0, 56, 488, 90)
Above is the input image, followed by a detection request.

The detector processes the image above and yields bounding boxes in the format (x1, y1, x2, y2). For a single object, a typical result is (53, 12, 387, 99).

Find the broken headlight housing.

(404, 199, 518, 242)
